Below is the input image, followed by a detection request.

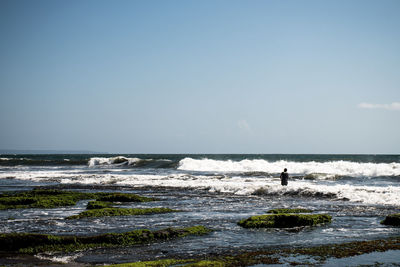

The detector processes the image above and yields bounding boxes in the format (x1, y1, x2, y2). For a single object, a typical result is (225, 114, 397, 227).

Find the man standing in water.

(280, 168, 289, 186)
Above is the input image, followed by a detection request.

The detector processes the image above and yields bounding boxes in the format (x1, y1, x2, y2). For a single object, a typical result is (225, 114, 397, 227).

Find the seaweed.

(66, 207, 179, 219)
(0, 226, 212, 254)
(105, 236, 400, 266)
(267, 208, 312, 214)
(238, 214, 331, 228)
(184, 260, 227, 267)
(96, 193, 156, 202)
(105, 256, 276, 267)
(106, 259, 192, 267)
(86, 200, 113, 209)
(0, 189, 156, 210)
(290, 236, 400, 259)
(381, 213, 400, 226)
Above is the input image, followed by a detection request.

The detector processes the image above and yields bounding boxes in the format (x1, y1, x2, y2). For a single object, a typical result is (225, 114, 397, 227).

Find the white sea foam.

(110, 174, 400, 206)
(1, 159, 400, 206)
(35, 253, 82, 263)
(178, 158, 400, 177)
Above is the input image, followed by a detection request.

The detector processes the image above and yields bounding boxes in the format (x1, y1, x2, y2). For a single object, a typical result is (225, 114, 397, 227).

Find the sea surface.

(0, 154, 400, 265)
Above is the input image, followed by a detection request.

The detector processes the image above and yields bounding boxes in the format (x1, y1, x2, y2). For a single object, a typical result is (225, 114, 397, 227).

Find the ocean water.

(0, 154, 399, 265)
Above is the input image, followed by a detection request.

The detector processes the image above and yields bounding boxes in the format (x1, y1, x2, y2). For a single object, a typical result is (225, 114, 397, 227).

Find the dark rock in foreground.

(381, 213, 400, 226)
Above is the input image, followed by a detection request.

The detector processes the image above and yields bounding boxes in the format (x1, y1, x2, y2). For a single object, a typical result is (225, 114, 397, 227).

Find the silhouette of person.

(280, 168, 289, 186)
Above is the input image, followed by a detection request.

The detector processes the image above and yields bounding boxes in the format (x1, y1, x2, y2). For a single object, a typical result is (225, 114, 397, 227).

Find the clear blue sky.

(1, 0, 399, 154)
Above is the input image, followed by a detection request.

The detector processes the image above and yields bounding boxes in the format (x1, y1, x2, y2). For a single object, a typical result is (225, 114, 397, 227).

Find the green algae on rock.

(105, 257, 272, 267)
(238, 214, 331, 228)
(106, 259, 193, 267)
(289, 236, 400, 259)
(228, 236, 400, 265)
(86, 200, 113, 209)
(109, 236, 400, 267)
(105, 252, 278, 266)
(184, 260, 229, 266)
(105, 259, 229, 267)
(381, 213, 400, 226)
(267, 208, 312, 214)
(66, 207, 179, 219)
(96, 193, 156, 202)
(0, 189, 90, 210)
(0, 225, 212, 254)
(0, 189, 156, 210)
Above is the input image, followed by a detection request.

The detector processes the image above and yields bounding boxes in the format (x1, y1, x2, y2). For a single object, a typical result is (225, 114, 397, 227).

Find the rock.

(0, 226, 212, 254)
(238, 214, 332, 228)
(381, 213, 400, 226)
(267, 208, 312, 214)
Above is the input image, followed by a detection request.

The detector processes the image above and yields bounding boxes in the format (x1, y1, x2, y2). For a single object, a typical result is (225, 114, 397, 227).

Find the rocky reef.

(238, 213, 331, 228)
(0, 225, 212, 254)
(66, 207, 179, 219)
(267, 208, 312, 214)
(104, 236, 400, 266)
(0, 189, 156, 210)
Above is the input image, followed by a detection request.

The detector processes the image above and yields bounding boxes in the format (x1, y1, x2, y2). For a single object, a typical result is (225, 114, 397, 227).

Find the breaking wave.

(2, 155, 399, 178)
(177, 158, 400, 177)
(2, 168, 399, 206)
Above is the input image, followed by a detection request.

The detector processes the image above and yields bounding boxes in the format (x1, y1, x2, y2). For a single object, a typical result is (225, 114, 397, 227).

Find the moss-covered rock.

(106, 259, 192, 267)
(184, 260, 227, 267)
(96, 193, 156, 202)
(0, 190, 90, 210)
(106, 259, 228, 267)
(104, 236, 400, 267)
(238, 214, 331, 228)
(291, 236, 400, 259)
(66, 207, 179, 219)
(381, 213, 400, 226)
(105, 258, 248, 267)
(86, 200, 113, 209)
(0, 225, 212, 254)
(267, 208, 312, 214)
(0, 189, 156, 210)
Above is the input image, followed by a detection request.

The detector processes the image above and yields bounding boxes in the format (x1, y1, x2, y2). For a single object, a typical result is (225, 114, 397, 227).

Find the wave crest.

(178, 158, 400, 177)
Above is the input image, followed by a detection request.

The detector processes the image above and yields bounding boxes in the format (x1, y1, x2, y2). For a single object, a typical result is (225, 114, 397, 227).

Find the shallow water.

(0, 154, 399, 265)
(1, 185, 399, 264)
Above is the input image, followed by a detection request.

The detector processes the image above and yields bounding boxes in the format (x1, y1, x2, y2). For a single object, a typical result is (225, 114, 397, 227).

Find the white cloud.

(358, 102, 400, 111)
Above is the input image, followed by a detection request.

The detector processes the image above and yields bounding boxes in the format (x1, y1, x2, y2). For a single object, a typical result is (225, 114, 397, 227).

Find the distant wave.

(0, 157, 87, 166)
(0, 156, 178, 168)
(177, 158, 400, 177)
(88, 157, 177, 168)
